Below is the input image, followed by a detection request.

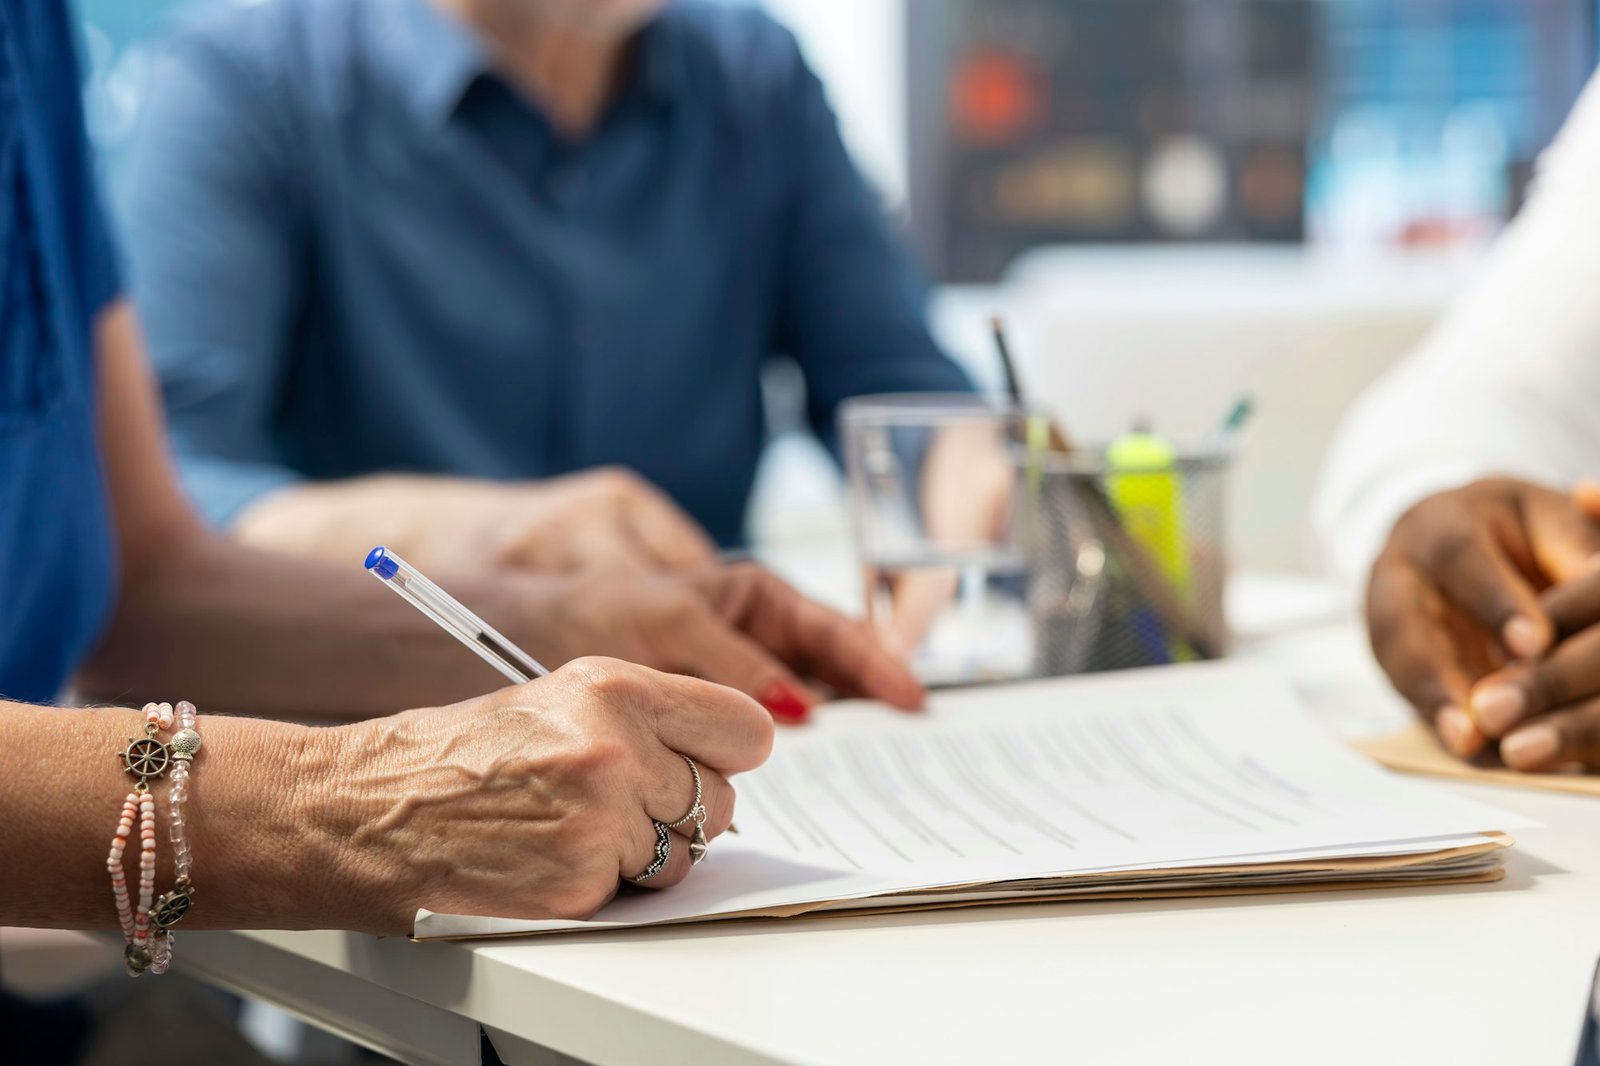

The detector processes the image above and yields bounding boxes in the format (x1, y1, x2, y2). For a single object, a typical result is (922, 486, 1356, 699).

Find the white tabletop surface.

(178, 581, 1600, 1066)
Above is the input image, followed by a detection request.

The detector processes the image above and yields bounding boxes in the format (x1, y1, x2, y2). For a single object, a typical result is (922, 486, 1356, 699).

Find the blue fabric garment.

(124, 0, 973, 548)
(0, 1, 121, 701)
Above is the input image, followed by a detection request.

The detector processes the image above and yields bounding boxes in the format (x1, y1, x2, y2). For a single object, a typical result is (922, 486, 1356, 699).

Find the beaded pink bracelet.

(108, 701, 201, 977)
(151, 701, 202, 973)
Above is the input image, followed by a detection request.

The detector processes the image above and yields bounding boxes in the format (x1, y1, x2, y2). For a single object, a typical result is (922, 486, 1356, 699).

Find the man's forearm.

(79, 527, 533, 719)
(231, 474, 513, 573)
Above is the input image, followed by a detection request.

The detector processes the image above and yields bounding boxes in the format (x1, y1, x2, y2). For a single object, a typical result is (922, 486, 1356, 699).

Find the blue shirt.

(0, 1, 120, 701)
(125, 0, 972, 548)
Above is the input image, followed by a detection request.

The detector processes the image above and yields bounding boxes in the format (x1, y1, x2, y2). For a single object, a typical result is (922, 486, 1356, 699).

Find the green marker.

(1209, 395, 1255, 452)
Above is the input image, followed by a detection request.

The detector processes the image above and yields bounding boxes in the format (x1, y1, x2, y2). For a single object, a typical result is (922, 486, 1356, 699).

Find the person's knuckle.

(1419, 523, 1478, 577)
(1391, 493, 1446, 541)
(592, 466, 643, 497)
(653, 587, 707, 631)
(565, 656, 646, 702)
(1464, 475, 1510, 496)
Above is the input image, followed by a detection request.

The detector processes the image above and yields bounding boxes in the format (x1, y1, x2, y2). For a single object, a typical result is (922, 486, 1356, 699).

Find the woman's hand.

(314, 658, 773, 935)
(512, 563, 925, 722)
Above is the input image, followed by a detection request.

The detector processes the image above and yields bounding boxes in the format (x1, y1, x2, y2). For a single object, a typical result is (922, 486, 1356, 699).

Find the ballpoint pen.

(364, 545, 550, 683)
(366, 545, 740, 834)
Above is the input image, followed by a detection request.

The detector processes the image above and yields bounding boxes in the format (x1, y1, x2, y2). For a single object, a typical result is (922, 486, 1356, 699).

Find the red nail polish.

(758, 681, 810, 723)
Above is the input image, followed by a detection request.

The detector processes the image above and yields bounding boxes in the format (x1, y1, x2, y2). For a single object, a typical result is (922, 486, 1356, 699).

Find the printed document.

(417, 662, 1520, 939)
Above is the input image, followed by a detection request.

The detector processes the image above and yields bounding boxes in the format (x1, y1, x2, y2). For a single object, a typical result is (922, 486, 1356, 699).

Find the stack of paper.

(415, 663, 1522, 940)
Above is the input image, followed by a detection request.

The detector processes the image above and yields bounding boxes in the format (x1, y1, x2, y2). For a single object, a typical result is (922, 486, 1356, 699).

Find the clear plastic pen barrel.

(364, 545, 549, 683)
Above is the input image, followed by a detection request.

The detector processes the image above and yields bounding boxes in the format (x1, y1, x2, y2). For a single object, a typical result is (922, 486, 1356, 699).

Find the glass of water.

(842, 394, 1041, 687)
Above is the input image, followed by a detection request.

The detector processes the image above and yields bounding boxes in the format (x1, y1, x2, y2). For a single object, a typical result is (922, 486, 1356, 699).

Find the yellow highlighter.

(1106, 421, 1193, 606)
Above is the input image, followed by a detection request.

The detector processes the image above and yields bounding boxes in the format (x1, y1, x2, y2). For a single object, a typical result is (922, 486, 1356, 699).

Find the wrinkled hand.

(522, 563, 926, 722)
(322, 659, 773, 934)
(1366, 477, 1600, 763)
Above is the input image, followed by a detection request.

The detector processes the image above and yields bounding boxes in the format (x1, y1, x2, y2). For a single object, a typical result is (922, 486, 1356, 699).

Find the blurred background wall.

(72, 0, 1600, 572)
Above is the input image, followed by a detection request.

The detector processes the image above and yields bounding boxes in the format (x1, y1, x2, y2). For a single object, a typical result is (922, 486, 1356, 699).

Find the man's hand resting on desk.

(506, 563, 925, 723)
(1366, 477, 1600, 769)
(233, 468, 717, 577)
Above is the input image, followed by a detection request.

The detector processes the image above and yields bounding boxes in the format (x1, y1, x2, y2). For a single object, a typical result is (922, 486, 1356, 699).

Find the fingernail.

(1470, 683, 1524, 736)
(1502, 724, 1560, 769)
(1503, 615, 1546, 660)
(757, 681, 810, 724)
(1436, 706, 1478, 756)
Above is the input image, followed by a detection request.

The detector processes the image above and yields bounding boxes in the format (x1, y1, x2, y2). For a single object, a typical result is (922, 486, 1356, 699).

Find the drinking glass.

(842, 394, 1039, 686)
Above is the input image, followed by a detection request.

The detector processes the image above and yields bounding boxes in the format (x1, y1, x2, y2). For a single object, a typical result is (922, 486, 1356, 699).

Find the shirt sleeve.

(121, 28, 307, 527)
(42, 0, 122, 317)
(1311, 70, 1600, 586)
(770, 28, 974, 453)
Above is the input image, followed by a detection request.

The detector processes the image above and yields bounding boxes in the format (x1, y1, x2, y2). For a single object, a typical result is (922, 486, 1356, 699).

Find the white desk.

(179, 586, 1600, 1066)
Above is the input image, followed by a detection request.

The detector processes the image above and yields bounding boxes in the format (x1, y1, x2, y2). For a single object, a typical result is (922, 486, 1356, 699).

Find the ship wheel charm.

(153, 880, 194, 928)
(121, 735, 170, 783)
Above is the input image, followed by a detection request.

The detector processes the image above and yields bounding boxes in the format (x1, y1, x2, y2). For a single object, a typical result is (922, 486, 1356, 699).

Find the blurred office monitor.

(908, 0, 1599, 281)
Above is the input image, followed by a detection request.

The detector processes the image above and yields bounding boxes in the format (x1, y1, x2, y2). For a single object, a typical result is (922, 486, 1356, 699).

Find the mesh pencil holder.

(1021, 449, 1231, 676)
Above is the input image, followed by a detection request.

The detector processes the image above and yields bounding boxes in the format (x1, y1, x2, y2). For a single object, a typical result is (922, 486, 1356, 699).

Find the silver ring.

(628, 821, 672, 883)
(664, 754, 710, 866)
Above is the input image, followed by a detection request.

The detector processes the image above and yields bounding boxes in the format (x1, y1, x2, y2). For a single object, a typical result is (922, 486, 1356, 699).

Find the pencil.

(986, 318, 1220, 660)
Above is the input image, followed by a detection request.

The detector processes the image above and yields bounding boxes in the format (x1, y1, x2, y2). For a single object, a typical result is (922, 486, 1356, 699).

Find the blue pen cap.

(365, 545, 400, 580)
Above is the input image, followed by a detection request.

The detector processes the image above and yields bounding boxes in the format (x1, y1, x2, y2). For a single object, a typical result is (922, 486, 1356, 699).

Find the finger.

(1573, 479, 1600, 523)
(1423, 530, 1551, 659)
(621, 486, 718, 571)
(622, 661, 776, 772)
(621, 816, 693, 891)
(1367, 560, 1486, 757)
(1469, 621, 1600, 738)
(662, 598, 822, 724)
(1526, 488, 1600, 583)
(886, 568, 960, 662)
(639, 748, 736, 841)
(1500, 698, 1600, 772)
(1542, 569, 1600, 640)
(716, 566, 926, 710)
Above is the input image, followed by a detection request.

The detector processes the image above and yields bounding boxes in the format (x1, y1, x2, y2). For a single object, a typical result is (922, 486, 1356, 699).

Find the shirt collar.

(392, 0, 494, 128)
(390, 0, 688, 128)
